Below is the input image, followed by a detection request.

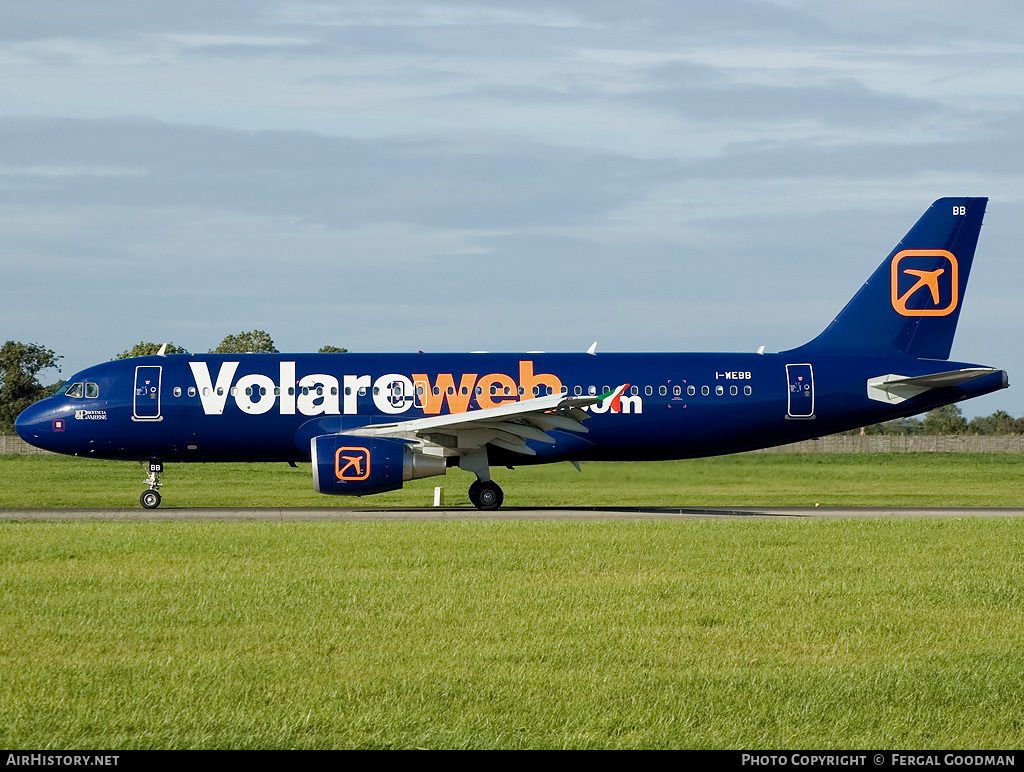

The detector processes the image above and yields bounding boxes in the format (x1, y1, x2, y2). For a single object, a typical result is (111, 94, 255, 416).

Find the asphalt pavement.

(2, 506, 1023, 521)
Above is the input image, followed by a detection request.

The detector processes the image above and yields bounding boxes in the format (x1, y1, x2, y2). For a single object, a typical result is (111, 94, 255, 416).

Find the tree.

(317, 345, 349, 353)
(922, 404, 968, 435)
(115, 342, 189, 359)
(968, 410, 1022, 435)
(0, 341, 62, 433)
(210, 330, 278, 354)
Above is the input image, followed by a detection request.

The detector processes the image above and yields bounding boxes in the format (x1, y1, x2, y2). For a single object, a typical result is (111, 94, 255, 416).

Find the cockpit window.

(85, 383, 99, 398)
(65, 382, 84, 398)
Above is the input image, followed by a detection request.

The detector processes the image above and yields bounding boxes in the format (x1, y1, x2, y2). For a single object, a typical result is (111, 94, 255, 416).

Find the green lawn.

(3, 452, 1024, 508)
(2, 454, 1023, 748)
(1, 518, 1022, 748)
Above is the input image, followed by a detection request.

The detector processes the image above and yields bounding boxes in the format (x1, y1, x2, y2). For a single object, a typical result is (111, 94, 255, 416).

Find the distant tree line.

(0, 332, 348, 433)
(843, 404, 1024, 437)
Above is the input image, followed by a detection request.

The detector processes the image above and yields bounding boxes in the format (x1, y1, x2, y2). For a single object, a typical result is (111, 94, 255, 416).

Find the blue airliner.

(16, 197, 1008, 509)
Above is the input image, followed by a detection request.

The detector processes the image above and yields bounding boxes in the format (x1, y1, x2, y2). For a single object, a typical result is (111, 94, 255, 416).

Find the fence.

(4, 434, 1024, 456)
(0, 436, 53, 455)
(754, 435, 1024, 453)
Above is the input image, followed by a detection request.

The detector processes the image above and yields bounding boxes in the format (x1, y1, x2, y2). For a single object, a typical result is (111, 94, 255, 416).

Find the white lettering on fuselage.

(187, 361, 644, 417)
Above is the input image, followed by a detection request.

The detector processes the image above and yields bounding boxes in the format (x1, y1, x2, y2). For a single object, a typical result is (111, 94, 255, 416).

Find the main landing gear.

(461, 449, 504, 510)
(468, 479, 504, 510)
(140, 459, 163, 509)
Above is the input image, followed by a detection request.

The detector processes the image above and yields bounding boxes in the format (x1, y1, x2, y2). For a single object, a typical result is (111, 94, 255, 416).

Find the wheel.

(472, 481, 503, 511)
(140, 490, 161, 509)
(468, 479, 484, 508)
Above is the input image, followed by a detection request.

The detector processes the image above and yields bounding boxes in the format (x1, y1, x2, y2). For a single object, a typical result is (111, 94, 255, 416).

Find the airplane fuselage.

(20, 351, 1007, 465)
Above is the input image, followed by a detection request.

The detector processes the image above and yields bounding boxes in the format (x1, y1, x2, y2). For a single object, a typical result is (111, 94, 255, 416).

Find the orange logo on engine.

(890, 249, 958, 317)
(335, 447, 370, 481)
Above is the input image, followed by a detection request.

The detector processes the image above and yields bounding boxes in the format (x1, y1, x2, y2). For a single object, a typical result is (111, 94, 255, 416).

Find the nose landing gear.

(140, 459, 163, 509)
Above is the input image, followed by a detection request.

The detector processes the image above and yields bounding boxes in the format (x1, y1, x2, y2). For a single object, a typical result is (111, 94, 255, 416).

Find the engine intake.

(311, 434, 446, 496)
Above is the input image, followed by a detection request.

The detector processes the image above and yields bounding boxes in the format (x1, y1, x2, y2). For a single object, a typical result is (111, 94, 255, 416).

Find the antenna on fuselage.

(157, 343, 168, 357)
(586, 341, 598, 356)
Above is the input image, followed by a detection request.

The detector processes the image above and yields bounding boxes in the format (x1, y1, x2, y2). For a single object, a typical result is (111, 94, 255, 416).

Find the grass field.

(1, 454, 1023, 749)
(3, 452, 1024, 508)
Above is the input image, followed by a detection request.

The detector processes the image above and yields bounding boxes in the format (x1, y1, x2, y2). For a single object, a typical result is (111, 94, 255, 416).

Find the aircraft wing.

(344, 385, 628, 457)
(866, 368, 1000, 404)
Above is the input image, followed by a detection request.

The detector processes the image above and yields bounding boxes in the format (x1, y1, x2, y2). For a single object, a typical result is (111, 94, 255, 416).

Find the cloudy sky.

(3, 0, 1023, 416)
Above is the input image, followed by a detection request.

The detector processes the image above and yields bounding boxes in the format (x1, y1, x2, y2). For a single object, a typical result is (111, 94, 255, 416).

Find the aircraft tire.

(468, 480, 483, 508)
(473, 481, 503, 511)
(140, 490, 161, 509)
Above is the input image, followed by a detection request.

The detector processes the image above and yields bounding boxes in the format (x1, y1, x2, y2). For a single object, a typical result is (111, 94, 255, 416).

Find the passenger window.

(173, 387, 182, 398)
(716, 385, 724, 396)
(687, 385, 695, 396)
(659, 386, 667, 396)
(701, 386, 710, 396)
(574, 385, 583, 396)
(744, 386, 752, 396)
(588, 386, 596, 396)
(188, 387, 196, 398)
(645, 386, 653, 396)
(672, 385, 681, 397)
(65, 383, 83, 398)
(730, 385, 738, 396)
(630, 386, 638, 396)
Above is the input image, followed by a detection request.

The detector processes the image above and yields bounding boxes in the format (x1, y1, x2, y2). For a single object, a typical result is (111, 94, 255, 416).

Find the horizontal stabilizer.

(866, 367, 1000, 404)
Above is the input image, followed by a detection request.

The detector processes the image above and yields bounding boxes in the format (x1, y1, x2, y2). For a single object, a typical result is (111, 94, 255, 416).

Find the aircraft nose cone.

(15, 400, 62, 450)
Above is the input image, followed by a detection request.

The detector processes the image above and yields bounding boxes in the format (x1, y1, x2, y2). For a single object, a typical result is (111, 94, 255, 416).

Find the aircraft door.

(134, 365, 163, 421)
(786, 363, 815, 419)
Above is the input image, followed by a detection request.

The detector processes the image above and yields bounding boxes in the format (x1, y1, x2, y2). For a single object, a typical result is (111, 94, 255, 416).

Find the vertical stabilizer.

(790, 197, 987, 360)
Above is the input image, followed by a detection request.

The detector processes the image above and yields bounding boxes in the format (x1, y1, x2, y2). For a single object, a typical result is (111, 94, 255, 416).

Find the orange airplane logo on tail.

(335, 447, 371, 481)
(890, 249, 958, 317)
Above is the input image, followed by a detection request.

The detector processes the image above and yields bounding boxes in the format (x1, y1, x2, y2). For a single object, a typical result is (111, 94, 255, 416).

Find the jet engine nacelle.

(311, 434, 447, 496)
